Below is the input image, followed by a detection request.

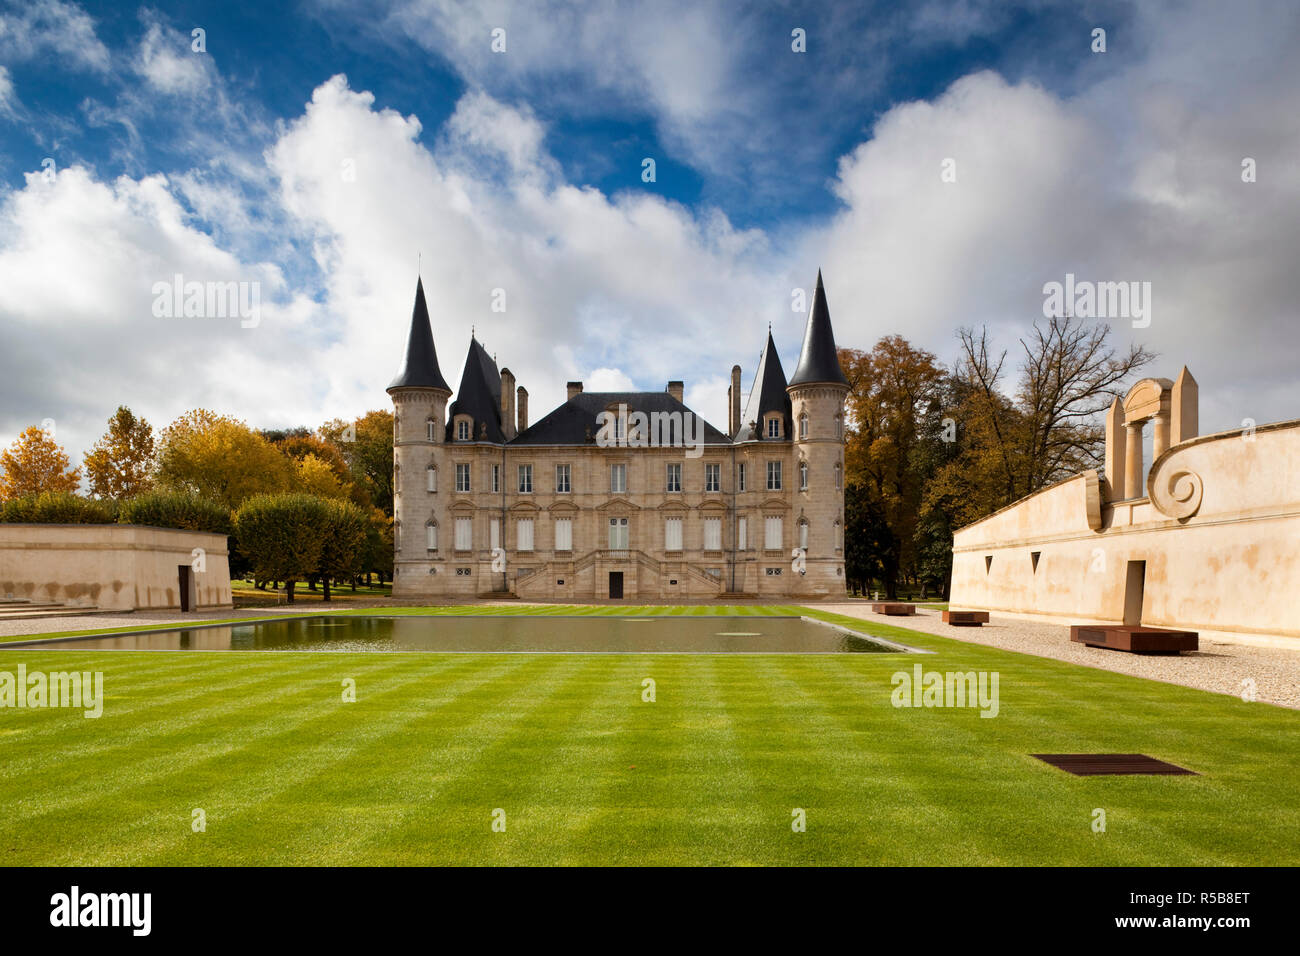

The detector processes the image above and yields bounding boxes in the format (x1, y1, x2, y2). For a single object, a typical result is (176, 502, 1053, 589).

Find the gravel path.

(822, 603, 1300, 710)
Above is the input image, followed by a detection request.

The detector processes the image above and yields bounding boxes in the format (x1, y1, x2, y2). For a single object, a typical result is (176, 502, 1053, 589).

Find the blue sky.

(1, 0, 1297, 465)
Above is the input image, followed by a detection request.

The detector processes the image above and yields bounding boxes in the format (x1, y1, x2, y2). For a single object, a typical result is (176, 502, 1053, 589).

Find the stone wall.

(0, 524, 232, 611)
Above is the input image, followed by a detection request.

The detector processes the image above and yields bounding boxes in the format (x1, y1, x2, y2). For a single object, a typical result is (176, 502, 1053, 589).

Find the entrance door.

(609, 571, 624, 599)
(178, 564, 192, 612)
(1123, 560, 1145, 625)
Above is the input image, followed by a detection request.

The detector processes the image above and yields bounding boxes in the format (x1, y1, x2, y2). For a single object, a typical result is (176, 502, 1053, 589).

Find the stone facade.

(389, 274, 850, 601)
(950, 369, 1300, 647)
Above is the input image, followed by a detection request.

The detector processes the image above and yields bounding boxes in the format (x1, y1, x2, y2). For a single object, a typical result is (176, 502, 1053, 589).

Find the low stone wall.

(0, 524, 232, 611)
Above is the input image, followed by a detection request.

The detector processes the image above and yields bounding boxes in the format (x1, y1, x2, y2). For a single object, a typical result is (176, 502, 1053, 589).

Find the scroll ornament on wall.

(1150, 468, 1204, 520)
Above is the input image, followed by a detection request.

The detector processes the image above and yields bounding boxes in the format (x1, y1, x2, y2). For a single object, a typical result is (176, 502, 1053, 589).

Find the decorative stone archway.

(1103, 367, 1199, 502)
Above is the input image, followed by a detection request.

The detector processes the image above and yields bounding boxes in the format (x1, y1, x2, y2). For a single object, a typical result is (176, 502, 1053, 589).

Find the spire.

(789, 269, 848, 387)
(734, 329, 791, 441)
(388, 277, 450, 392)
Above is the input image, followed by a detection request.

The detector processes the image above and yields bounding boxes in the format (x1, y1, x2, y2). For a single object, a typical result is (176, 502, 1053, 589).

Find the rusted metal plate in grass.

(1032, 754, 1197, 776)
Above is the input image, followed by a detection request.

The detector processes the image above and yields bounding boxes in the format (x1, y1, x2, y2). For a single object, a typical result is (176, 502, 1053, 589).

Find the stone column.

(1124, 421, 1145, 499)
(1152, 413, 1170, 461)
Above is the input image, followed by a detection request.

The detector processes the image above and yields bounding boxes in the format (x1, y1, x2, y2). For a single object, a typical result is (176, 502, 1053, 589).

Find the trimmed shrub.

(0, 492, 118, 524)
(118, 490, 232, 535)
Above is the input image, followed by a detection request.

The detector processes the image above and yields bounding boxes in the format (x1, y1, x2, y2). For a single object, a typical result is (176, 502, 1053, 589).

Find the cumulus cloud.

(136, 17, 212, 95)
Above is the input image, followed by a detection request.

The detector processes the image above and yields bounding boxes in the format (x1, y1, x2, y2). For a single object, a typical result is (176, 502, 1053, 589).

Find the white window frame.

(767, 460, 782, 491)
(610, 463, 627, 494)
(799, 461, 808, 491)
(554, 517, 572, 552)
(518, 464, 533, 494)
(455, 462, 470, 492)
(426, 465, 437, 493)
(556, 463, 571, 493)
(737, 517, 747, 551)
(426, 521, 438, 552)
(703, 516, 721, 551)
(608, 517, 629, 550)
(666, 462, 682, 493)
(517, 518, 534, 551)
(456, 419, 470, 441)
(705, 462, 720, 492)
(764, 516, 782, 550)
(455, 517, 473, 551)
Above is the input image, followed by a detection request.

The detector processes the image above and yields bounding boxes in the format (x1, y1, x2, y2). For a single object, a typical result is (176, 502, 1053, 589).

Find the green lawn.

(1, 605, 1295, 866)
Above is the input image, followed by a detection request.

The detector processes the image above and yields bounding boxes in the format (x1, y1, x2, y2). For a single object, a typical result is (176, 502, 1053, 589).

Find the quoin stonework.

(388, 272, 850, 601)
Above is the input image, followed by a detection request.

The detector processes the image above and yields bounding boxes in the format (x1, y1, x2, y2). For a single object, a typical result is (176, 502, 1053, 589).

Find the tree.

(156, 410, 295, 509)
(0, 426, 81, 499)
(322, 411, 394, 516)
(316, 498, 368, 601)
(1, 491, 116, 524)
(232, 493, 329, 604)
(841, 338, 946, 598)
(84, 406, 155, 499)
(294, 454, 351, 500)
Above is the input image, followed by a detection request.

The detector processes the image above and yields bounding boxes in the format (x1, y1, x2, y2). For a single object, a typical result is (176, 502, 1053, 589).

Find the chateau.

(388, 272, 850, 601)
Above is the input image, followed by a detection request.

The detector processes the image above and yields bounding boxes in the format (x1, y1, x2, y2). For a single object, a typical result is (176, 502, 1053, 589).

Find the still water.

(25, 616, 905, 654)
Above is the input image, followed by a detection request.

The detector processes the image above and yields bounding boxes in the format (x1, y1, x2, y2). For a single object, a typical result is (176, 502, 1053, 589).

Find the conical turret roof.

(387, 277, 451, 392)
(789, 270, 848, 387)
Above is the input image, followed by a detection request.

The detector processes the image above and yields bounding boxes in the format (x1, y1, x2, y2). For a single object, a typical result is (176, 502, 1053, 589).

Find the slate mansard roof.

(391, 271, 847, 447)
(513, 391, 731, 446)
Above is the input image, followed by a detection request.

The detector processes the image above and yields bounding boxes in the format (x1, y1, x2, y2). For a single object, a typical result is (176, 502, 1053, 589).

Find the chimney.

(500, 368, 517, 440)
(667, 380, 684, 403)
(517, 385, 528, 433)
(729, 365, 741, 435)
(566, 381, 583, 401)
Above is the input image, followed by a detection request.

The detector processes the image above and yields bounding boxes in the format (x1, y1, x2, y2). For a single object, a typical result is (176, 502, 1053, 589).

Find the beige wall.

(0, 524, 232, 611)
(950, 420, 1300, 645)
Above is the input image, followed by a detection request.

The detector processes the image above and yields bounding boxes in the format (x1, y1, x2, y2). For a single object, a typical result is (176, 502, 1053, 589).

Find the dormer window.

(456, 419, 470, 441)
(765, 415, 782, 439)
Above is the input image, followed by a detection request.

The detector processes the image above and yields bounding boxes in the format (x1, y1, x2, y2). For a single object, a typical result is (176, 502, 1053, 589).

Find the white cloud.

(0, 65, 16, 117)
(136, 19, 211, 95)
(0, 0, 111, 72)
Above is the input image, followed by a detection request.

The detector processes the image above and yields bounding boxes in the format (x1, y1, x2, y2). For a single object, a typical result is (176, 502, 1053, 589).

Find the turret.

(786, 270, 850, 596)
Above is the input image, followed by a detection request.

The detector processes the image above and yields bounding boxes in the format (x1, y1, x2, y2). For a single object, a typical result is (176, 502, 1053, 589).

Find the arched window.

(426, 418, 437, 442)
(835, 413, 843, 440)
(425, 520, 438, 552)
(799, 461, 809, 491)
(426, 465, 437, 493)
(394, 412, 400, 442)
(834, 519, 842, 552)
(799, 413, 808, 439)
(834, 462, 842, 490)
(798, 519, 809, 550)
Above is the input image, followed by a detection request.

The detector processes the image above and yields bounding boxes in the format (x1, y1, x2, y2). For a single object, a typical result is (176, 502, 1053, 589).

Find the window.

(798, 520, 809, 550)
(834, 462, 842, 490)
(555, 517, 572, 552)
(835, 414, 843, 440)
(556, 463, 571, 493)
(764, 516, 783, 550)
(1032, 551, 1041, 573)
(985, 555, 993, 573)
(455, 463, 470, 492)
(394, 520, 401, 552)
(767, 461, 782, 491)
(737, 517, 747, 551)
(703, 517, 721, 551)
(705, 463, 720, 492)
(394, 413, 399, 442)
(426, 465, 437, 493)
(767, 416, 781, 438)
(666, 463, 682, 493)
(608, 517, 629, 549)
(426, 418, 437, 442)
(610, 463, 627, 494)
(425, 521, 438, 552)
(664, 517, 683, 551)
(834, 519, 842, 552)
(799, 461, 808, 491)
(456, 419, 469, 441)
(517, 518, 534, 551)
(799, 413, 808, 439)
(490, 518, 500, 551)
(765, 566, 783, 576)
(455, 517, 472, 551)
(518, 464, 533, 493)
(737, 463, 746, 492)
(491, 464, 500, 493)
